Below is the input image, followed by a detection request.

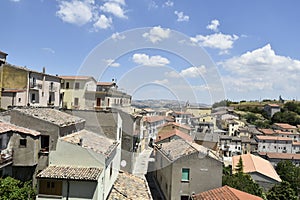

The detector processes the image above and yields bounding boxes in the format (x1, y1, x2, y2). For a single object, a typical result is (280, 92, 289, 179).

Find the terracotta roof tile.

(158, 122, 191, 130)
(232, 154, 281, 182)
(258, 128, 275, 135)
(266, 104, 280, 107)
(259, 152, 300, 160)
(97, 82, 115, 86)
(0, 121, 40, 136)
(192, 185, 263, 200)
(108, 171, 152, 200)
(143, 116, 166, 123)
(156, 129, 193, 143)
(274, 123, 297, 130)
(255, 135, 293, 141)
(37, 165, 102, 181)
(59, 75, 95, 80)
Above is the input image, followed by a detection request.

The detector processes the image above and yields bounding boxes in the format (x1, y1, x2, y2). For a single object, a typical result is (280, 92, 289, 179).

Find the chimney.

(42, 67, 46, 74)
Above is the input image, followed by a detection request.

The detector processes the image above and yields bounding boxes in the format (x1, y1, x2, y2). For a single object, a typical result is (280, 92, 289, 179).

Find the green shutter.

(181, 168, 189, 181)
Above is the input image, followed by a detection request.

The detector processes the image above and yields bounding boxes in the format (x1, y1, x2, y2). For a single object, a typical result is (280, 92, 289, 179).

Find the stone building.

(0, 64, 61, 109)
(0, 121, 40, 181)
(154, 138, 222, 200)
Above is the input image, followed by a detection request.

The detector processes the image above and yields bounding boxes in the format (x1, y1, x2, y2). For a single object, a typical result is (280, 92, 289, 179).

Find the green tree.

(266, 181, 298, 200)
(222, 172, 263, 197)
(272, 111, 300, 126)
(235, 156, 244, 173)
(275, 160, 300, 195)
(0, 177, 36, 200)
(244, 113, 259, 124)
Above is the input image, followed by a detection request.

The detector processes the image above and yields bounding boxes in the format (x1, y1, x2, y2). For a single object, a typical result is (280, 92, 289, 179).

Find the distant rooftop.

(156, 129, 193, 143)
(0, 121, 40, 136)
(232, 154, 281, 182)
(107, 171, 152, 200)
(143, 115, 166, 123)
(259, 152, 300, 160)
(61, 129, 117, 156)
(59, 75, 96, 81)
(97, 82, 115, 86)
(14, 108, 85, 127)
(192, 185, 263, 200)
(37, 165, 102, 181)
(274, 123, 297, 130)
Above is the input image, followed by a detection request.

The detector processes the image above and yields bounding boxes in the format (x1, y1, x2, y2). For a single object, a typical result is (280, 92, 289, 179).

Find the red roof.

(59, 76, 95, 80)
(97, 82, 115, 86)
(256, 135, 293, 141)
(156, 129, 193, 143)
(258, 128, 275, 135)
(266, 104, 280, 107)
(158, 122, 191, 130)
(143, 116, 166, 123)
(274, 123, 297, 130)
(259, 152, 300, 160)
(192, 185, 263, 200)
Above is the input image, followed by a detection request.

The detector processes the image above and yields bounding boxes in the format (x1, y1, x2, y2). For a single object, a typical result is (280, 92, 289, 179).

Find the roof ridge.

(225, 186, 240, 199)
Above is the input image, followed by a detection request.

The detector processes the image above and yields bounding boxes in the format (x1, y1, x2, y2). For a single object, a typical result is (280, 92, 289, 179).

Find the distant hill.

(132, 99, 209, 110)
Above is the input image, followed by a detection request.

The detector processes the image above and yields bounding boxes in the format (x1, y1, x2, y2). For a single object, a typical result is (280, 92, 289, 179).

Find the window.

(75, 82, 80, 89)
(18, 98, 21, 103)
(39, 180, 62, 196)
(66, 82, 70, 89)
(74, 98, 79, 106)
(19, 138, 27, 147)
(41, 135, 50, 152)
(50, 82, 54, 90)
(31, 93, 36, 102)
(181, 168, 190, 182)
(110, 162, 113, 178)
(181, 195, 190, 200)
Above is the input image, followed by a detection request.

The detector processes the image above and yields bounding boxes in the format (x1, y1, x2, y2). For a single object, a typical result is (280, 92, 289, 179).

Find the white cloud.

(167, 66, 206, 78)
(111, 32, 126, 40)
(174, 11, 189, 22)
(148, 0, 158, 9)
(153, 79, 169, 84)
(221, 44, 300, 96)
(56, 0, 94, 26)
(10, 0, 21, 2)
(100, 1, 127, 19)
(163, 0, 174, 7)
(206, 19, 220, 32)
(143, 26, 171, 43)
(132, 53, 170, 66)
(104, 58, 120, 67)
(93, 15, 112, 30)
(109, 0, 125, 5)
(190, 33, 239, 54)
(42, 47, 55, 54)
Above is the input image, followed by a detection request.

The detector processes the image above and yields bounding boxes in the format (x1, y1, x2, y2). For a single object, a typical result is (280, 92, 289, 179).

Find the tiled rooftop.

(158, 138, 220, 162)
(259, 152, 300, 160)
(192, 185, 263, 200)
(61, 129, 117, 156)
(107, 171, 152, 200)
(0, 121, 40, 136)
(14, 108, 85, 127)
(258, 128, 275, 135)
(59, 75, 95, 81)
(274, 123, 297, 129)
(143, 116, 166, 123)
(158, 122, 191, 130)
(156, 129, 193, 143)
(37, 165, 102, 181)
(232, 154, 281, 182)
(255, 135, 293, 141)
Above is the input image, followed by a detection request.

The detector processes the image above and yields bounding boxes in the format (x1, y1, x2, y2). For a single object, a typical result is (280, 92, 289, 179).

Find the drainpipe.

(66, 180, 70, 200)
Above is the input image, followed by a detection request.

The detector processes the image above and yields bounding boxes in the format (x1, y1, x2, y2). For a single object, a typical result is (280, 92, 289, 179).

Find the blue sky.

(1, 0, 300, 104)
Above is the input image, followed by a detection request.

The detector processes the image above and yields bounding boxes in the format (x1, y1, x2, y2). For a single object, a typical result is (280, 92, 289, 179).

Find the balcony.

(0, 150, 13, 168)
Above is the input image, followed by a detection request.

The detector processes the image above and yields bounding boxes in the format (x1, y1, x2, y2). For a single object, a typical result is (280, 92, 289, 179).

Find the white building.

(36, 129, 121, 200)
